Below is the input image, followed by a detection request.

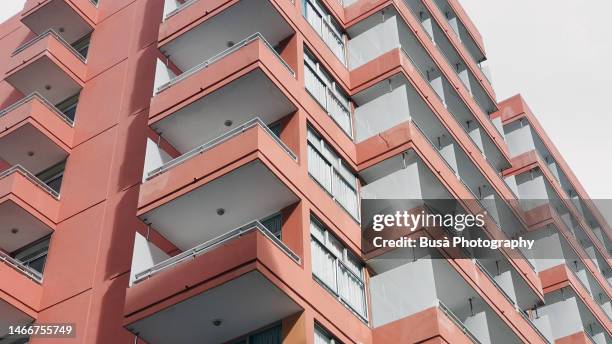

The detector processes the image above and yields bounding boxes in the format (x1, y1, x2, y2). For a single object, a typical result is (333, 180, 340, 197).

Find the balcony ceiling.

(0, 300, 33, 338)
(128, 271, 301, 344)
(0, 200, 52, 253)
(161, 0, 293, 72)
(152, 70, 296, 153)
(6, 57, 81, 105)
(22, 0, 92, 44)
(140, 161, 298, 251)
(0, 123, 68, 175)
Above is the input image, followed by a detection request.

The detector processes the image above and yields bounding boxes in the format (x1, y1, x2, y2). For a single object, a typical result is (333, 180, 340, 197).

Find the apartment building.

(0, 0, 610, 343)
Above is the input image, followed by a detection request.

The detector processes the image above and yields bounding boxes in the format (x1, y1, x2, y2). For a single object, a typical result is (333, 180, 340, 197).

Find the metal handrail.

(146, 117, 297, 180)
(133, 220, 301, 284)
(412, 120, 535, 269)
(438, 300, 482, 344)
(164, 0, 198, 20)
(0, 165, 60, 199)
(0, 92, 75, 126)
(517, 308, 552, 343)
(13, 29, 87, 62)
(156, 32, 295, 94)
(472, 259, 516, 305)
(400, 48, 446, 107)
(0, 250, 43, 283)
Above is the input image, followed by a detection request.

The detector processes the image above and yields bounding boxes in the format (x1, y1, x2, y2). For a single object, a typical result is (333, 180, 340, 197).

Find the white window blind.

(304, 50, 353, 137)
(310, 218, 367, 319)
(307, 127, 360, 220)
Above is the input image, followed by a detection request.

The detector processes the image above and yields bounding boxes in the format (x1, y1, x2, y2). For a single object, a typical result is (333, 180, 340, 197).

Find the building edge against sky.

(0, 0, 609, 343)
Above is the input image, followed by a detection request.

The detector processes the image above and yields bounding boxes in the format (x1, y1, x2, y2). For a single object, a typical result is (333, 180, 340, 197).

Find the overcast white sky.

(0, 1, 609, 199)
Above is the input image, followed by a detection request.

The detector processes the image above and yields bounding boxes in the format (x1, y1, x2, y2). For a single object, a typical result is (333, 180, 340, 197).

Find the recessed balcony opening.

(134, 161, 299, 279)
(21, 0, 93, 56)
(127, 271, 302, 344)
(6, 56, 82, 108)
(0, 125, 68, 180)
(0, 204, 51, 283)
(368, 247, 520, 344)
(155, 0, 295, 93)
(148, 70, 296, 175)
(348, 9, 508, 171)
(537, 287, 610, 343)
(0, 300, 34, 340)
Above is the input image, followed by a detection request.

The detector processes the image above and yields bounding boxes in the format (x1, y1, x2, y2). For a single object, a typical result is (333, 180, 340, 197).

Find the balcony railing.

(0, 250, 43, 283)
(0, 92, 75, 126)
(0, 165, 60, 199)
(156, 33, 295, 94)
(438, 300, 481, 344)
(12, 29, 87, 62)
(132, 220, 301, 284)
(146, 117, 297, 180)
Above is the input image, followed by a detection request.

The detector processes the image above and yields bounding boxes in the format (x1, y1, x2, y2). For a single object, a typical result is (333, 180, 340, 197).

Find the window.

(55, 93, 80, 122)
(310, 217, 367, 319)
(302, 0, 346, 64)
(267, 121, 284, 139)
(304, 49, 353, 137)
(314, 324, 341, 344)
(260, 213, 282, 240)
(71, 33, 92, 59)
(13, 237, 51, 274)
(233, 323, 282, 344)
(307, 127, 359, 220)
(36, 161, 66, 194)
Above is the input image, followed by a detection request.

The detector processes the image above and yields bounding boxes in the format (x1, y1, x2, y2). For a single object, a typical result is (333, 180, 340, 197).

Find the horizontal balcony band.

(21, 0, 97, 29)
(0, 94, 73, 176)
(540, 265, 612, 337)
(347, 2, 506, 155)
(524, 204, 612, 299)
(12, 29, 86, 63)
(0, 92, 75, 127)
(358, 122, 542, 292)
(150, 36, 299, 123)
(156, 33, 295, 94)
(420, 0, 495, 99)
(373, 303, 477, 344)
(499, 95, 612, 242)
(132, 220, 301, 285)
(0, 250, 43, 284)
(146, 118, 297, 180)
(506, 150, 611, 267)
(0, 165, 59, 200)
(124, 230, 303, 326)
(351, 48, 510, 171)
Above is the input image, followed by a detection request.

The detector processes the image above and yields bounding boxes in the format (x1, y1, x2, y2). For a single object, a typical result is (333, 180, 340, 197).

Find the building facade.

(0, 0, 610, 343)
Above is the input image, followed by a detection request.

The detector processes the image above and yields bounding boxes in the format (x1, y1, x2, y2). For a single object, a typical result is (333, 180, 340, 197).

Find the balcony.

(154, 0, 294, 94)
(148, 69, 296, 164)
(0, 94, 72, 178)
(536, 275, 611, 344)
(126, 221, 302, 343)
(0, 299, 35, 342)
(0, 164, 59, 227)
(360, 148, 543, 292)
(403, 0, 497, 116)
(368, 248, 524, 344)
(21, 0, 95, 39)
(347, 8, 507, 165)
(428, 0, 487, 74)
(509, 156, 611, 277)
(6, 31, 86, 107)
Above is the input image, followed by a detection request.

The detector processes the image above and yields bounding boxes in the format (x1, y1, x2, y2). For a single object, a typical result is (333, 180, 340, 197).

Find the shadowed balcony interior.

(126, 271, 302, 344)
(132, 161, 299, 281)
(155, 0, 295, 92)
(0, 300, 34, 340)
(368, 247, 521, 344)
